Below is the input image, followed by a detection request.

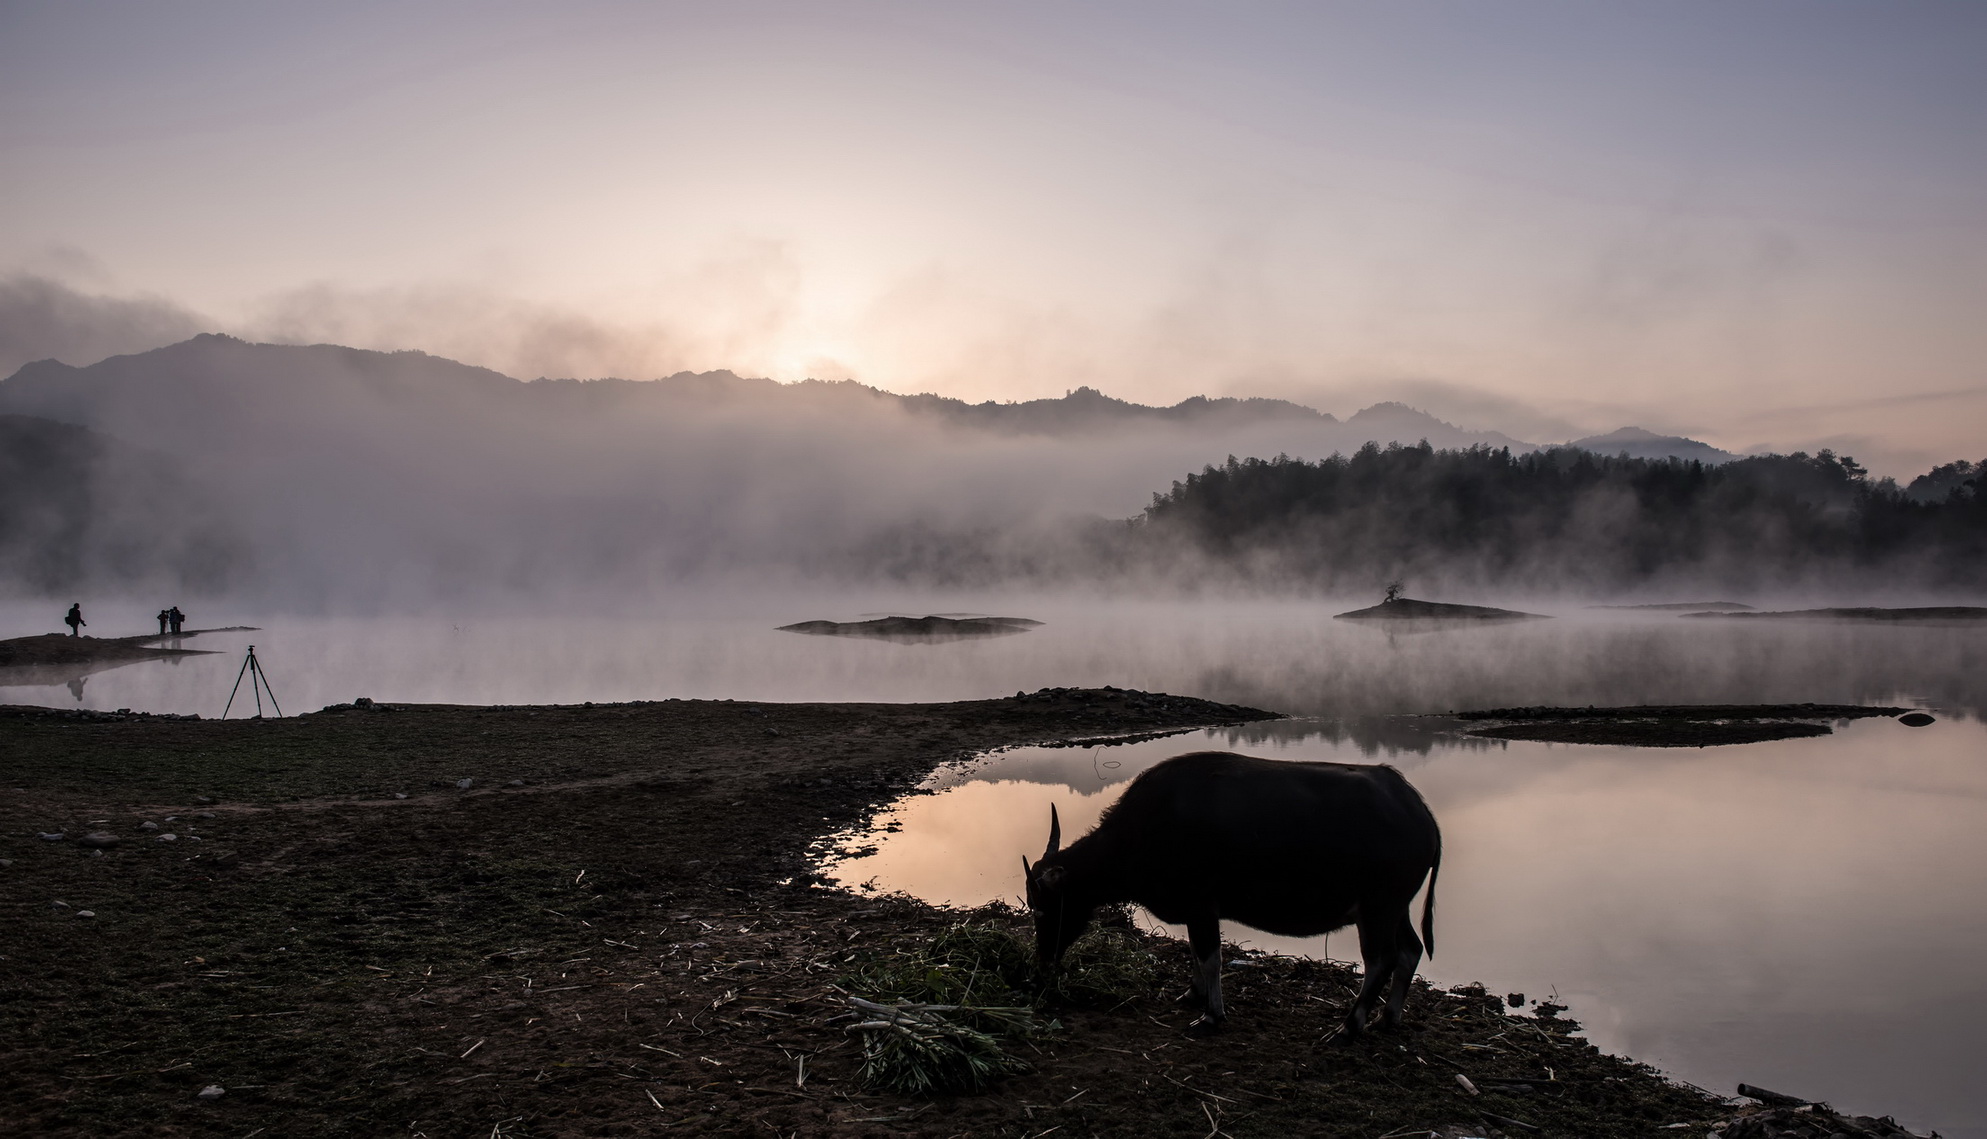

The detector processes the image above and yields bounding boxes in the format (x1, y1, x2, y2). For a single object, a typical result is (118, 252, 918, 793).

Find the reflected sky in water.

(3, 596, 1983, 718)
(827, 716, 1987, 1139)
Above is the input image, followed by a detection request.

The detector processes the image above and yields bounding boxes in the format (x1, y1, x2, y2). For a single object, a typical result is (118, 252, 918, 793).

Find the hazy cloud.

(0, 274, 209, 376)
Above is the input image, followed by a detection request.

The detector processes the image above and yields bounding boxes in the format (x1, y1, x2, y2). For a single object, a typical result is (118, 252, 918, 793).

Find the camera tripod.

(222, 644, 284, 719)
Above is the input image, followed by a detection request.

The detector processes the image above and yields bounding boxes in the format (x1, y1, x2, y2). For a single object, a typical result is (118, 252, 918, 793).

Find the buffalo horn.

(1045, 804, 1061, 856)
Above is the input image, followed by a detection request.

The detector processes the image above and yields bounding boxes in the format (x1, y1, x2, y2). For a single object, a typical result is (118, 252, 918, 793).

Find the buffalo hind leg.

(1382, 913, 1424, 1030)
(1185, 918, 1225, 1033)
(1344, 909, 1402, 1038)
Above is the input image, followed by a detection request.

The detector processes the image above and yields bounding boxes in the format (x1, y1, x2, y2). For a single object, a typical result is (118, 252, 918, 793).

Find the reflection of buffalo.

(776, 615, 1041, 642)
(1024, 751, 1441, 1038)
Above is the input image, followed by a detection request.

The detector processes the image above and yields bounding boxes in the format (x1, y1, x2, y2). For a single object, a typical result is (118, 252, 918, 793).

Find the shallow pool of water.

(823, 715, 1987, 1138)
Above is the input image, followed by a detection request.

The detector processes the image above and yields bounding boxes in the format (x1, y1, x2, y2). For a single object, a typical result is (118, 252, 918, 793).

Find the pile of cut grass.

(840, 905, 1163, 1095)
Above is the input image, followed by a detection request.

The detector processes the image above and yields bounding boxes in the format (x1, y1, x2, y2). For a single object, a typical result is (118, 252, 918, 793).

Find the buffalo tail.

(1421, 835, 1440, 959)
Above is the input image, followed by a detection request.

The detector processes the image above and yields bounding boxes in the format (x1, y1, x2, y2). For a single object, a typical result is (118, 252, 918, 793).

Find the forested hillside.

(1131, 442, 1987, 593)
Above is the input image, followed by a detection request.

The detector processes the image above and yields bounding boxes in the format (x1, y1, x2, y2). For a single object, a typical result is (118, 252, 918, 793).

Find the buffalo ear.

(1045, 804, 1062, 857)
(1021, 854, 1033, 879)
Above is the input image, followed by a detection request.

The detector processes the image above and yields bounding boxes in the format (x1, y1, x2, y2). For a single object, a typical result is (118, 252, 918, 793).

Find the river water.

(3, 596, 1982, 1134)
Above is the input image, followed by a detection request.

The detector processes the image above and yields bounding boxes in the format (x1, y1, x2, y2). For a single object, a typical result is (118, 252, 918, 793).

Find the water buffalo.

(1022, 751, 1440, 1037)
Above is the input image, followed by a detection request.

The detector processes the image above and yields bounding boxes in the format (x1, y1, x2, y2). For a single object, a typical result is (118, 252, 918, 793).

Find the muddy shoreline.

(0, 693, 1926, 1136)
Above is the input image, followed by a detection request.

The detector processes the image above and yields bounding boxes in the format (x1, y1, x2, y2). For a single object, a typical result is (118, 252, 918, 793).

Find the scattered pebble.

(193, 796, 214, 805)
(0, 859, 13, 868)
(50, 899, 69, 908)
(196, 812, 217, 819)
(196, 1085, 225, 1101)
(507, 778, 526, 787)
(76, 910, 95, 919)
(140, 821, 159, 831)
(157, 834, 178, 842)
(456, 778, 474, 790)
(393, 792, 408, 799)
(39, 832, 64, 842)
(78, 833, 119, 849)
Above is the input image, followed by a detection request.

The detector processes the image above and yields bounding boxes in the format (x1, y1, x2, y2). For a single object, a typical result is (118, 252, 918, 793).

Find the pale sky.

(3, 1, 1983, 473)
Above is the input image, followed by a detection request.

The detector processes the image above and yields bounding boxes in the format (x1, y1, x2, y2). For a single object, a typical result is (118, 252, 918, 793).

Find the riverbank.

(0, 694, 1924, 1136)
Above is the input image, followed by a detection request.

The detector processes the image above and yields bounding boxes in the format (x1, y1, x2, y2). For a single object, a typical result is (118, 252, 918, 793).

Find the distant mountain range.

(0, 334, 1745, 461)
(0, 335, 1869, 599)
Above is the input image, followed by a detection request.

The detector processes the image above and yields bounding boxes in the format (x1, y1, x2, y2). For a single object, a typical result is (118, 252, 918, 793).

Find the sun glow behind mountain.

(1, 3, 1983, 474)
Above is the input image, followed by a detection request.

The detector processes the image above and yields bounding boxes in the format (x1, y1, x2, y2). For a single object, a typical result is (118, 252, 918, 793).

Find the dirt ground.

(0, 691, 1901, 1137)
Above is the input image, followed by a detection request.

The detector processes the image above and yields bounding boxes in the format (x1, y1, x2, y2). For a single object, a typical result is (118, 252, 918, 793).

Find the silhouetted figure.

(168, 606, 186, 635)
(158, 609, 171, 636)
(65, 603, 85, 637)
(1383, 580, 1404, 604)
(68, 676, 86, 701)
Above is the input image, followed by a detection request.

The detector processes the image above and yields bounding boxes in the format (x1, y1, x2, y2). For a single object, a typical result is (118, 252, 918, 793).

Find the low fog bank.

(0, 335, 1979, 610)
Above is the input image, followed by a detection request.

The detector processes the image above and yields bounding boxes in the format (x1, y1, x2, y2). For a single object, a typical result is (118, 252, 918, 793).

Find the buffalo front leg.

(1185, 918, 1226, 1033)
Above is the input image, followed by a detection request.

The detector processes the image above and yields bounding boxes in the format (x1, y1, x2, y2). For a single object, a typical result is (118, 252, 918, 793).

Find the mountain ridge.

(2, 335, 1532, 452)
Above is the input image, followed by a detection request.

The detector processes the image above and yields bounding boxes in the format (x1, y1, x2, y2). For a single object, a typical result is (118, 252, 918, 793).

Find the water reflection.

(826, 716, 1987, 1139)
(3, 598, 1983, 718)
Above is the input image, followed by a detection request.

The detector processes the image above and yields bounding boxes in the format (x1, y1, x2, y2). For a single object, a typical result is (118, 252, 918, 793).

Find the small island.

(1455, 703, 1921, 746)
(1681, 606, 1987, 621)
(1334, 596, 1548, 622)
(0, 627, 254, 688)
(0, 632, 217, 670)
(1590, 601, 1754, 611)
(777, 615, 1043, 641)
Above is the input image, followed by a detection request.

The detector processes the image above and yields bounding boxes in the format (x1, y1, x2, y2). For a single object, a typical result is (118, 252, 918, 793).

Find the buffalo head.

(1022, 804, 1093, 967)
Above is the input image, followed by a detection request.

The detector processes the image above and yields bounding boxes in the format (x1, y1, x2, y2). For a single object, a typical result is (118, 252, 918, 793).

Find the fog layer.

(0, 335, 1977, 608)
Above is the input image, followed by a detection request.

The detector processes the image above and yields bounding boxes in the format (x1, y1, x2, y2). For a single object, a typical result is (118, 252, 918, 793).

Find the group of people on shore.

(60, 603, 187, 637)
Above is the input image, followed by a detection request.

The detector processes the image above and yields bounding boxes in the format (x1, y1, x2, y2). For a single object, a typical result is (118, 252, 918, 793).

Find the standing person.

(158, 609, 171, 636)
(65, 603, 85, 637)
(168, 606, 185, 635)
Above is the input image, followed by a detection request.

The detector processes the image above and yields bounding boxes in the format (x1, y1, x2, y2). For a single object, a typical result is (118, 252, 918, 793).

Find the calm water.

(2, 595, 1982, 718)
(4, 596, 1982, 1133)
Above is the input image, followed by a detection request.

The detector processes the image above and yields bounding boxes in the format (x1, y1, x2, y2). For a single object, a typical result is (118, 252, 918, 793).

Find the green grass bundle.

(842, 919, 1037, 1016)
(1051, 914, 1161, 1007)
(846, 997, 1034, 1095)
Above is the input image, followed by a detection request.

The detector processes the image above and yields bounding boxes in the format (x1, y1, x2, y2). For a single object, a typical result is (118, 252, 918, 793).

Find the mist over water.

(4, 596, 1983, 718)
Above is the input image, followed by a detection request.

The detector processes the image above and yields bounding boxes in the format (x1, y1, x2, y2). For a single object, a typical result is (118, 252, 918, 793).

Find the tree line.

(1127, 442, 1987, 593)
